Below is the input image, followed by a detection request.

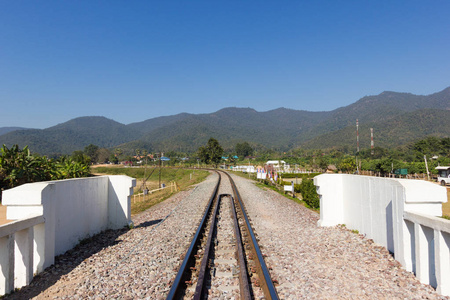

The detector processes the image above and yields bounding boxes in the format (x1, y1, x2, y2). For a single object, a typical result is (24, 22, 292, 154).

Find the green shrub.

(0, 144, 90, 192)
(299, 178, 320, 209)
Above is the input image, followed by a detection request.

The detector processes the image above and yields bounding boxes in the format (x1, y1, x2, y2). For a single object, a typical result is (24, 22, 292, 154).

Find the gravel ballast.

(232, 173, 447, 299)
(4, 172, 448, 299)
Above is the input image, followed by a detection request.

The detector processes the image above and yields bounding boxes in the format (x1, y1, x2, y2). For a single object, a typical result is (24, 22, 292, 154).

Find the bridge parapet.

(314, 174, 449, 296)
(0, 175, 135, 296)
(0, 214, 44, 295)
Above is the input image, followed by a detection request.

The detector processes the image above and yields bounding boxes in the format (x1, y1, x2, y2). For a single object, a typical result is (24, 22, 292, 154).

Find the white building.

(232, 165, 256, 173)
(266, 160, 290, 171)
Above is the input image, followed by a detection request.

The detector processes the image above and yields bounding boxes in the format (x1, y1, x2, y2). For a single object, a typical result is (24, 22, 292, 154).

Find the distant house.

(266, 160, 289, 171)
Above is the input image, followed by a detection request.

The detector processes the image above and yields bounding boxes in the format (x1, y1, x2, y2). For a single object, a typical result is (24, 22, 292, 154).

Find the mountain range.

(1, 87, 449, 155)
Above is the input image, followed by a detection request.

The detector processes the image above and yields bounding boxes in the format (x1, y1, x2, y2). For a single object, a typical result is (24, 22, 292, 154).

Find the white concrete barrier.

(0, 175, 135, 295)
(0, 214, 44, 295)
(403, 211, 450, 296)
(314, 174, 449, 296)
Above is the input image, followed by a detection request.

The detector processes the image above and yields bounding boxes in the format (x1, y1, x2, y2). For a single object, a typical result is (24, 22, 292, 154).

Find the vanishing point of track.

(166, 170, 279, 299)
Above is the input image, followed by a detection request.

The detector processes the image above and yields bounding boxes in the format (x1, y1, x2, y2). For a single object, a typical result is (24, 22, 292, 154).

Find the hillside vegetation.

(0, 87, 449, 155)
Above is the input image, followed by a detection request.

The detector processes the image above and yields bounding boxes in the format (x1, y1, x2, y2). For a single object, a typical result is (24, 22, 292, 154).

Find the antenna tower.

(371, 128, 374, 155)
(356, 119, 359, 153)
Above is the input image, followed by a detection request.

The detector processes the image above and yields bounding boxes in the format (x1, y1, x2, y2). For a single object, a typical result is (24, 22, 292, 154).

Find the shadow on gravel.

(135, 218, 163, 229)
(3, 227, 129, 300)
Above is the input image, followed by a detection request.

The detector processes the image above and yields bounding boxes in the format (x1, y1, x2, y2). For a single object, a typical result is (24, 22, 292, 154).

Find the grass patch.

(93, 166, 209, 215)
(230, 170, 320, 210)
(253, 178, 319, 211)
(442, 187, 450, 218)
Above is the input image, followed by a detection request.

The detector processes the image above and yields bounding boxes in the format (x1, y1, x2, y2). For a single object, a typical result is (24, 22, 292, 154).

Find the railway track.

(167, 171, 279, 299)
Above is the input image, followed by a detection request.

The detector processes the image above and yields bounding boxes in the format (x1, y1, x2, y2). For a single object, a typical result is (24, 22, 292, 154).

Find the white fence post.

(401, 219, 415, 273)
(0, 234, 14, 294)
(414, 223, 436, 286)
(435, 229, 450, 295)
(33, 222, 46, 274)
(0, 215, 44, 295)
(14, 227, 34, 288)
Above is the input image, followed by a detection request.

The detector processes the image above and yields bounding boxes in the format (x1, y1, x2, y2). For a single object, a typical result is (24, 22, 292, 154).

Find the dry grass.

(93, 166, 209, 215)
(442, 187, 450, 218)
(130, 186, 175, 215)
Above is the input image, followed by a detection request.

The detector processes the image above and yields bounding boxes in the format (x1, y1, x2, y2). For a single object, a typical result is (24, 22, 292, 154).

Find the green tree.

(317, 155, 329, 171)
(372, 157, 403, 175)
(114, 148, 123, 159)
(0, 144, 52, 188)
(235, 142, 253, 158)
(413, 137, 442, 159)
(56, 156, 90, 179)
(198, 146, 210, 165)
(84, 144, 99, 164)
(0, 144, 90, 192)
(338, 156, 356, 173)
(97, 148, 110, 164)
(197, 138, 224, 168)
(71, 151, 91, 165)
(228, 155, 237, 166)
(441, 138, 450, 157)
(109, 153, 119, 164)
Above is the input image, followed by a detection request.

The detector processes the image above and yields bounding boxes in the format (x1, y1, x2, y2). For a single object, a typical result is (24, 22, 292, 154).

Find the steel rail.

(166, 172, 221, 300)
(191, 192, 252, 300)
(230, 194, 252, 300)
(225, 171, 280, 300)
(193, 194, 223, 299)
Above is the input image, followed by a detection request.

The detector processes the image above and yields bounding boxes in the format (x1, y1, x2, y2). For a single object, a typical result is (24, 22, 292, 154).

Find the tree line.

(0, 144, 91, 196)
(2, 135, 448, 197)
(193, 136, 450, 176)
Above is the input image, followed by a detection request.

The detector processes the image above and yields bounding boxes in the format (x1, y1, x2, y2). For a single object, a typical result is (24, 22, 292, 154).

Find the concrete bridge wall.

(314, 174, 449, 296)
(0, 175, 135, 295)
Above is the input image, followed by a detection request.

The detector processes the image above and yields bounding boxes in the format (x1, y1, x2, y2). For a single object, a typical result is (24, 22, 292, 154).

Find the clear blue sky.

(1, 1, 449, 128)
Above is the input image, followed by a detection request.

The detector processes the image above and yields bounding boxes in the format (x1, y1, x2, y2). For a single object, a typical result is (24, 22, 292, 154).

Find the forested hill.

(121, 107, 332, 153)
(302, 109, 450, 150)
(0, 117, 141, 155)
(0, 87, 449, 154)
(0, 127, 28, 136)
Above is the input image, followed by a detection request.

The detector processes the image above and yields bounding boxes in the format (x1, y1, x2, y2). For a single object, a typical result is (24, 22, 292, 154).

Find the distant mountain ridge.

(0, 127, 28, 136)
(0, 117, 140, 155)
(1, 87, 449, 154)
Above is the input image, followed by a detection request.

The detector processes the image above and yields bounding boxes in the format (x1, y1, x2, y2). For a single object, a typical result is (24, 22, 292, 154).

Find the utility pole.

(356, 119, 360, 153)
(424, 155, 430, 181)
(143, 150, 149, 194)
(356, 119, 360, 174)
